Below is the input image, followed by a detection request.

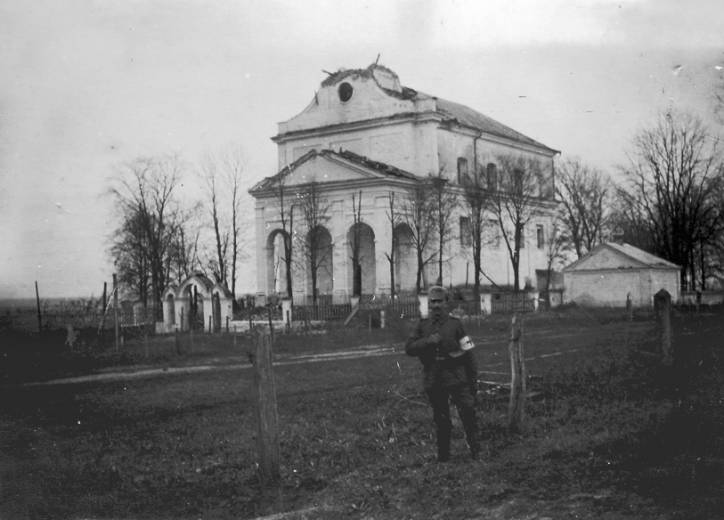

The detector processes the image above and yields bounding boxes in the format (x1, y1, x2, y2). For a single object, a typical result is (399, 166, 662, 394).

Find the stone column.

(255, 204, 268, 294)
(331, 199, 350, 303)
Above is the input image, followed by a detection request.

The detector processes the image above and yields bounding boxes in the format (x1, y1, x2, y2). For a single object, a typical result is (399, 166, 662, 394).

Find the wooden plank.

(253, 330, 280, 484)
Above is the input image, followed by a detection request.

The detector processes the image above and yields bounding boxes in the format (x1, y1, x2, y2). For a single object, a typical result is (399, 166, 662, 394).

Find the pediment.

(250, 149, 419, 195)
(278, 152, 378, 187)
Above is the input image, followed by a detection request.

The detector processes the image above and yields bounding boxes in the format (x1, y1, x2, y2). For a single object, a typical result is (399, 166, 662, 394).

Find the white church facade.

(249, 64, 559, 303)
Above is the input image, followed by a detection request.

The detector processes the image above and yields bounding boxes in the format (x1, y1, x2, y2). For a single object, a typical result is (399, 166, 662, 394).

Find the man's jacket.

(405, 313, 478, 390)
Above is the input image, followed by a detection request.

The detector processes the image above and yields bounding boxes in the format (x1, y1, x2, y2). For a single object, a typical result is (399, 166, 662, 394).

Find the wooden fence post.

(654, 289, 673, 365)
(113, 274, 119, 352)
(34, 280, 42, 333)
(626, 292, 633, 322)
(253, 330, 280, 484)
(508, 314, 526, 431)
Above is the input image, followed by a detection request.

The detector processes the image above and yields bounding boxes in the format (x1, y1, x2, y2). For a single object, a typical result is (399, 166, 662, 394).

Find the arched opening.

(347, 222, 376, 297)
(166, 293, 175, 325)
(306, 225, 333, 303)
(266, 229, 290, 296)
(184, 284, 204, 331)
(394, 223, 416, 293)
(212, 292, 221, 332)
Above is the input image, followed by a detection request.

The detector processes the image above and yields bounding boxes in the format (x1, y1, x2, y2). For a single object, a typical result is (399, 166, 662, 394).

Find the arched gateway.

(161, 273, 232, 333)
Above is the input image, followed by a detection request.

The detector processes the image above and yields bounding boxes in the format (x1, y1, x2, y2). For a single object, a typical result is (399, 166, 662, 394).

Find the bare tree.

(350, 191, 363, 297)
(429, 172, 459, 286)
(488, 154, 548, 292)
(556, 157, 611, 258)
(169, 225, 201, 285)
(273, 169, 295, 300)
(198, 147, 247, 302)
(199, 154, 229, 285)
(109, 154, 186, 317)
(384, 191, 402, 298)
(297, 182, 331, 304)
(401, 180, 436, 293)
(542, 218, 571, 307)
(619, 110, 724, 289)
(461, 165, 490, 307)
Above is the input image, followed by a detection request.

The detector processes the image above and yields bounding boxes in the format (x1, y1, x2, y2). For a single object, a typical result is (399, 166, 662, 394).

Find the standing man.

(405, 285, 479, 462)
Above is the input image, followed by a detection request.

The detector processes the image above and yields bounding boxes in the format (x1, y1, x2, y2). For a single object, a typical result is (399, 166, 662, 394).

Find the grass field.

(1, 307, 722, 519)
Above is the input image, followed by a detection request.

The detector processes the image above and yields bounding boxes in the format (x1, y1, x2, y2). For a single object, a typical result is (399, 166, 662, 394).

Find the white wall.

(563, 269, 680, 307)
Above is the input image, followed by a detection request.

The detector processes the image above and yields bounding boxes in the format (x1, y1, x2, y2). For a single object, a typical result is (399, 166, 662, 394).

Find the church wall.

(445, 204, 554, 291)
(436, 128, 555, 194)
(277, 120, 438, 177)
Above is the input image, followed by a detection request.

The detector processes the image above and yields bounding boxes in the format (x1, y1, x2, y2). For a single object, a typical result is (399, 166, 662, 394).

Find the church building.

(249, 63, 559, 304)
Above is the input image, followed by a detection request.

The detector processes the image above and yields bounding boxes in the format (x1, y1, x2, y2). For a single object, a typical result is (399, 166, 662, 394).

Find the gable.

(281, 68, 418, 135)
(277, 153, 377, 187)
(564, 243, 681, 272)
(249, 149, 420, 196)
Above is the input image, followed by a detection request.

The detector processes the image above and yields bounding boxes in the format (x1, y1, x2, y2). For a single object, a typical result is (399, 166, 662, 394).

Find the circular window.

(338, 82, 353, 102)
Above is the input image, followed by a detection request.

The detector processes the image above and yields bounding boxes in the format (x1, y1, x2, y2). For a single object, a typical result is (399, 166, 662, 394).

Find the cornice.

(271, 111, 443, 143)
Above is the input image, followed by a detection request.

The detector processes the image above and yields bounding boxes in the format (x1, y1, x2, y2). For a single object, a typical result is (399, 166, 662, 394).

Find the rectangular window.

(457, 157, 469, 184)
(460, 216, 471, 247)
(537, 224, 545, 249)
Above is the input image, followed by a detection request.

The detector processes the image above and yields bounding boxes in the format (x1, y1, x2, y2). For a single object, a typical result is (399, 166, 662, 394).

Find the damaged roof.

(249, 148, 420, 194)
(308, 63, 557, 152)
(434, 97, 556, 152)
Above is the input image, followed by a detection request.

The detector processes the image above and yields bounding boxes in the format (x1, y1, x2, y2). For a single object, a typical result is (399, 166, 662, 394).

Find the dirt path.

(23, 345, 400, 386)
(24, 321, 652, 387)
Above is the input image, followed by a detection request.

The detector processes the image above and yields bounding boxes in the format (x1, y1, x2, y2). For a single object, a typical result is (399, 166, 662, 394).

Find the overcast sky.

(1, 0, 723, 299)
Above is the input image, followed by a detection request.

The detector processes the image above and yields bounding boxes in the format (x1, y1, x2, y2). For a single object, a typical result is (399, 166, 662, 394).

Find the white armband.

(448, 335, 475, 358)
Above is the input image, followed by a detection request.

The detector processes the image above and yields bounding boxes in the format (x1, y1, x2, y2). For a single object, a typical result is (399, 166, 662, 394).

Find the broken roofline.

(279, 63, 558, 154)
(247, 148, 422, 195)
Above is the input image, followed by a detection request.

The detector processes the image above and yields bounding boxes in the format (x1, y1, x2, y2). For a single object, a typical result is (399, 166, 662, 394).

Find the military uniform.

(406, 310, 479, 461)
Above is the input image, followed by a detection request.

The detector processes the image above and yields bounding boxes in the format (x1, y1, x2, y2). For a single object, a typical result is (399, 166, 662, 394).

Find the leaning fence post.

(35, 280, 42, 333)
(626, 292, 633, 322)
(654, 289, 673, 365)
(113, 274, 119, 352)
(508, 314, 526, 431)
(253, 329, 280, 485)
(174, 328, 181, 355)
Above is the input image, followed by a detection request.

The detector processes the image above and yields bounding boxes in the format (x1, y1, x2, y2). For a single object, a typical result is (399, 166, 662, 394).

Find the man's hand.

(428, 332, 441, 344)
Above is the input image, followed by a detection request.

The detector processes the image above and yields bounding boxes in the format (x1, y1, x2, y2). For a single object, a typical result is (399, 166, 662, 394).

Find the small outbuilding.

(562, 242, 681, 307)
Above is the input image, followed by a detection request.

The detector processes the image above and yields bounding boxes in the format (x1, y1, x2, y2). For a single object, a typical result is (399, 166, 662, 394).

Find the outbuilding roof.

(563, 242, 681, 272)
